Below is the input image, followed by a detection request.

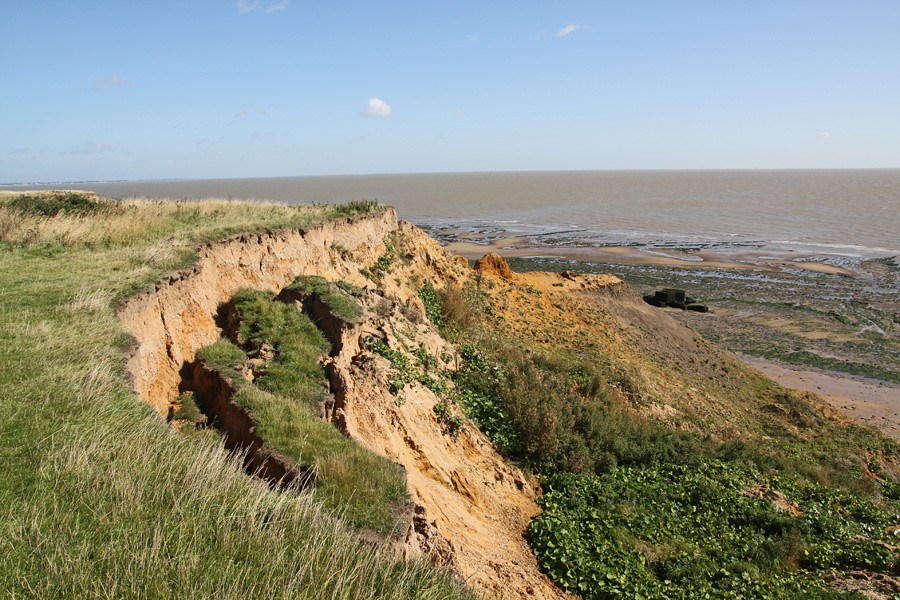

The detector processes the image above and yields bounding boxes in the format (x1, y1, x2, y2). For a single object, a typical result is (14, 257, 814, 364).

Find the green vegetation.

(285, 275, 364, 322)
(433, 400, 466, 438)
(529, 463, 898, 599)
(363, 240, 396, 282)
(7, 190, 107, 216)
(230, 288, 331, 400)
(204, 290, 410, 534)
(417, 283, 482, 340)
(452, 339, 700, 474)
(0, 191, 469, 599)
(172, 392, 204, 424)
(756, 349, 900, 385)
(422, 271, 900, 598)
(364, 335, 453, 399)
(419, 283, 446, 328)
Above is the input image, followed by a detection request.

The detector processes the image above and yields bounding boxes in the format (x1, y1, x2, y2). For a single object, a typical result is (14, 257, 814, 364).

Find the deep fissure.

(172, 287, 358, 490)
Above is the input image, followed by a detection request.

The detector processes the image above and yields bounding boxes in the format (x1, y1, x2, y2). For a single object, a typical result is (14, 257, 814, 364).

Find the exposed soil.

(119, 209, 398, 415)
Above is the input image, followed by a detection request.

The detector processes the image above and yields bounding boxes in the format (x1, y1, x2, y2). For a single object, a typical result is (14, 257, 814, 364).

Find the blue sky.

(2, 0, 899, 182)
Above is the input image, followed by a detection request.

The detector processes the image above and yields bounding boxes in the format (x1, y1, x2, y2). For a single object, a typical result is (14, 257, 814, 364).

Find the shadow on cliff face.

(177, 354, 313, 491)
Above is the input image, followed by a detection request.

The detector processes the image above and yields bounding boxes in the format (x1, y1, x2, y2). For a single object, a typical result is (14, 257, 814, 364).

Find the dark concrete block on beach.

(656, 288, 686, 305)
(644, 288, 708, 312)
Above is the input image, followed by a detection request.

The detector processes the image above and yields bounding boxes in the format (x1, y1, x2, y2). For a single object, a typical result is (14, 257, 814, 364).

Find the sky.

(2, 0, 899, 182)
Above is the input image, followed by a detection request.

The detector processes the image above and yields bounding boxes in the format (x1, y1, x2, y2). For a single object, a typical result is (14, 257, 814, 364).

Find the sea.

(5, 170, 899, 262)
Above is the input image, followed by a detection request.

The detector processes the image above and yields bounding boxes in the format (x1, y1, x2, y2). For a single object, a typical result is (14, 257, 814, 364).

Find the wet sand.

(740, 356, 900, 441)
(444, 237, 859, 277)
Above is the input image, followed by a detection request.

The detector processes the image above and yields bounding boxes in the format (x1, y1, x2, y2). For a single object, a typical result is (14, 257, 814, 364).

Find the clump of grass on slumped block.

(230, 289, 330, 399)
(285, 275, 364, 322)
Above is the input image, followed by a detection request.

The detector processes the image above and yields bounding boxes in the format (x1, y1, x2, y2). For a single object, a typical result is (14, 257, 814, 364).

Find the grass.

(754, 348, 900, 384)
(284, 274, 364, 322)
(0, 191, 470, 599)
(230, 288, 332, 398)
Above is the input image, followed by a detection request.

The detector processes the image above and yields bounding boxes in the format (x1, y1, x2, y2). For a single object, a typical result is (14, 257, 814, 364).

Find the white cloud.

(818, 131, 832, 140)
(265, 0, 289, 13)
(93, 75, 132, 89)
(238, 0, 288, 13)
(454, 111, 465, 118)
(64, 142, 115, 155)
(556, 23, 588, 37)
(362, 98, 393, 118)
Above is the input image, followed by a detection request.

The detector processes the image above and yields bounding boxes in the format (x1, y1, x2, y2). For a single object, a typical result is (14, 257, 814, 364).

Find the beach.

(443, 234, 860, 277)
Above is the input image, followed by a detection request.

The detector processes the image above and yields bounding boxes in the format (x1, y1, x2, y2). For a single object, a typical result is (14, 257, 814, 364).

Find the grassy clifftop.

(0, 191, 469, 599)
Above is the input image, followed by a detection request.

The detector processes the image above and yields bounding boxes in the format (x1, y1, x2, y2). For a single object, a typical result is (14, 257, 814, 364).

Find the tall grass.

(3, 417, 465, 599)
(0, 192, 471, 599)
(0, 191, 381, 250)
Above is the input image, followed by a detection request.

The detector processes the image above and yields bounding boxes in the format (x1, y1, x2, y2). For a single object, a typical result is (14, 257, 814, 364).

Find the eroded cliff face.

(119, 209, 397, 415)
(118, 210, 571, 600)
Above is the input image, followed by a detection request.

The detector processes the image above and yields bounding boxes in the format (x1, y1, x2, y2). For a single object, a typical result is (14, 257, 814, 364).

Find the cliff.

(118, 209, 571, 599)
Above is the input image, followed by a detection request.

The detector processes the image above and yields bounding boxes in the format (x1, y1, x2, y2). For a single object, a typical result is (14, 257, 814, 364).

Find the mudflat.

(445, 236, 859, 277)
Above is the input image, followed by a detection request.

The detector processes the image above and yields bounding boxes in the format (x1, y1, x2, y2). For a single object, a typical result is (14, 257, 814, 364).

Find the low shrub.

(418, 283, 480, 335)
(7, 191, 106, 216)
(453, 337, 699, 474)
(528, 463, 898, 598)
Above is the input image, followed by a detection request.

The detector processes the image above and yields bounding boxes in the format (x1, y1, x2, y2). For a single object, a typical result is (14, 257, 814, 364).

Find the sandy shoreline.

(739, 356, 900, 441)
(444, 237, 859, 277)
